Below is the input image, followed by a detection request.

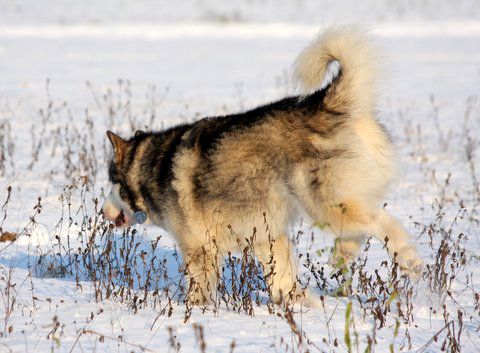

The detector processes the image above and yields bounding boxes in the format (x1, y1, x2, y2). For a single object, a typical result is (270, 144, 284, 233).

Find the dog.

(102, 26, 423, 307)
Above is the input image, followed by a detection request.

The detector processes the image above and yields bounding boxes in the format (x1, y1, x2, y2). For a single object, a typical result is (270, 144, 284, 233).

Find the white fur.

(293, 25, 378, 118)
(102, 185, 132, 223)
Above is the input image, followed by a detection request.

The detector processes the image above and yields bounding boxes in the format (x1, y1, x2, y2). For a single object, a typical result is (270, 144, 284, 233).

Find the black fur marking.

(310, 176, 322, 190)
(154, 124, 191, 195)
(187, 85, 332, 155)
(124, 140, 142, 175)
(119, 180, 138, 212)
(139, 183, 158, 213)
(108, 161, 120, 184)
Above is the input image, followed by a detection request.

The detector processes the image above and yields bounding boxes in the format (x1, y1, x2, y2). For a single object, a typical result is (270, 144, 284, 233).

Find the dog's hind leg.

(370, 209, 423, 276)
(329, 235, 365, 267)
(323, 200, 423, 277)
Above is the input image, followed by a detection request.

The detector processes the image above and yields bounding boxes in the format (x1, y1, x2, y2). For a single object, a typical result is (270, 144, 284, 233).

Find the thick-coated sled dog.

(102, 26, 423, 306)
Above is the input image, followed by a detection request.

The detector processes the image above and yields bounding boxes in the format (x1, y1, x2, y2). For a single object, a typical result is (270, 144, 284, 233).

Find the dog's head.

(102, 130, 148, 228)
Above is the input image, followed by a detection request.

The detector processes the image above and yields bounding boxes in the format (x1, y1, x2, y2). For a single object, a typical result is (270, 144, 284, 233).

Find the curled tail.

(293, 26, 378, 117)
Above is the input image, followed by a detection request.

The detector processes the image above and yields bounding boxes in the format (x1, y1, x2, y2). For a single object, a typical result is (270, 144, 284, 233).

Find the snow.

(1, 1, 479, 352)
(1, 0, 479, 24)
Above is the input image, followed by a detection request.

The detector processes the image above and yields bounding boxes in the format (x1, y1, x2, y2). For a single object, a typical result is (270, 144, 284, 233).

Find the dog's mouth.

(115, 210, 127, 227)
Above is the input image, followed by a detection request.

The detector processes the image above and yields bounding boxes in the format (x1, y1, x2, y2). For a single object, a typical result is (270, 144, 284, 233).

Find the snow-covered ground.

(1, 2, 479, 352)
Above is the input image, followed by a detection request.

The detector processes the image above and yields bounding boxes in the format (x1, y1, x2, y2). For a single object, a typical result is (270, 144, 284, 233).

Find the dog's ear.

(106, 130, 128, 164)
(134, 130, 145, 137)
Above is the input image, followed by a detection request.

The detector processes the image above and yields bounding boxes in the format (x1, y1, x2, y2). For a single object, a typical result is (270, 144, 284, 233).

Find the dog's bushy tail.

(293, 26, 377, 117)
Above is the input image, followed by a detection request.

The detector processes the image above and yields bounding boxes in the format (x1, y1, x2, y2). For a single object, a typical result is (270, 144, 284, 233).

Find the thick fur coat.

(102, 26, 423, 306)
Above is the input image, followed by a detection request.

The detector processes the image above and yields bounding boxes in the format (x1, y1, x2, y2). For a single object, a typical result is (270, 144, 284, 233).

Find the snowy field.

(1, 1, 480, 352)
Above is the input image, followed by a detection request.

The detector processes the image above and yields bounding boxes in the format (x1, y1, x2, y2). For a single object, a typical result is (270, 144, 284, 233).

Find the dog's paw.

(279, 289, 323, 309)
(300, 290, 323, 308)
(396, 246, 424, 280)
(186, 285, 215, 307)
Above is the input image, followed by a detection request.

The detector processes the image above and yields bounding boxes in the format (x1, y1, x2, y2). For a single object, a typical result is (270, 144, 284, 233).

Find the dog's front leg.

(184, 245, 220, 306)
(256, 234, 320, 307)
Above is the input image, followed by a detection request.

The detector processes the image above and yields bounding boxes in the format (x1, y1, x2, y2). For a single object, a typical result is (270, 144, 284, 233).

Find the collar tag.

(133, 211, 147, 225)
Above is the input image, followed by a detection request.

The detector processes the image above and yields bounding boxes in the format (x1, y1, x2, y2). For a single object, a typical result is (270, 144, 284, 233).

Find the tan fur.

(102, 26, 423, 307)
(294, 25, 377, 117)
